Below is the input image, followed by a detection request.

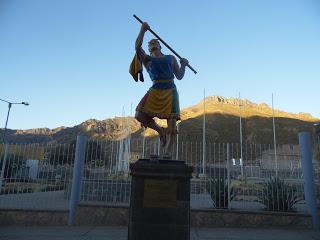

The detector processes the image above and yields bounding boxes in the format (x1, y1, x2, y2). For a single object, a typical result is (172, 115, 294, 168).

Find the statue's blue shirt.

(147, 55, 174, 80)
(147, 55, 175, 90)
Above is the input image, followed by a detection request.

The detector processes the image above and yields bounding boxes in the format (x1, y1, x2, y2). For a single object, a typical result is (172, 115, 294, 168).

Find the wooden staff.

(133, 14, 197, 74)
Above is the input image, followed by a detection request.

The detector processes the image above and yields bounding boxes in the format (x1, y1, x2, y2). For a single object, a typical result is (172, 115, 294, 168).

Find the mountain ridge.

(1, 96, 318, 144)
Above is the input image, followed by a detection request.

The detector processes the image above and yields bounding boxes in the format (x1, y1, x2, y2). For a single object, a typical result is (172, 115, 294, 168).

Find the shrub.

(206, 177, 234, 208)
(0, 188, 18, 195)
(21, 188, 33, 193)
(41, 184, 65, 192)
(0, 187, 33, 194)
(259, 177, 303, 212)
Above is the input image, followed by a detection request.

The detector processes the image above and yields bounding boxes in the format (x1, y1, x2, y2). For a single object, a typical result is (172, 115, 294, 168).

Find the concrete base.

(0, 209, 68, 226)
(0, 207, 313, 229)
(128, 158, 193, 240)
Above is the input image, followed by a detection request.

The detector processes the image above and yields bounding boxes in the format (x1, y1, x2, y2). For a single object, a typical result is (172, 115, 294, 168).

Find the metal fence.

(0, 143, 74, 210)
(0, 136, 318, 213)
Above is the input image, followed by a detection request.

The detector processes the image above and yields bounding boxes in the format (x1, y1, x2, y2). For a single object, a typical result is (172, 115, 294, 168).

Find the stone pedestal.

(128, 158, 193, 240)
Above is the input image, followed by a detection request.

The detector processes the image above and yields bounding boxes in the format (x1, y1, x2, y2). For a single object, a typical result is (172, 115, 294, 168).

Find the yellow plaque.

(143, 179, 177, 208)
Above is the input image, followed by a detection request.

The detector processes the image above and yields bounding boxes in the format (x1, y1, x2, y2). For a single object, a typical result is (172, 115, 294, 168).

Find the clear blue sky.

(1, 0, 319, 130)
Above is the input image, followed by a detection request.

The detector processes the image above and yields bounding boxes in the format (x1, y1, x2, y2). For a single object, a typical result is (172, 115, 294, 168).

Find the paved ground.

(0, 227, 319, 240)
(0, 191, 69, 211)
(0, 191, 308, 211)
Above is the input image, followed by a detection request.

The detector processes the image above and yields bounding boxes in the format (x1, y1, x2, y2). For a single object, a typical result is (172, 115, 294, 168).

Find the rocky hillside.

(1, 96, 318, 144)
(173, 96, 318, 143)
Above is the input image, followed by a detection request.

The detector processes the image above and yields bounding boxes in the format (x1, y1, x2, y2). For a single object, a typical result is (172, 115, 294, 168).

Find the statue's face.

(148, 40, 161, 53)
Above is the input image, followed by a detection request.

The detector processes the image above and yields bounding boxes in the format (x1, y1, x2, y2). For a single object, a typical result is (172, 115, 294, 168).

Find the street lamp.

(0, 98, 29, 143)
(0, 98, 29, 189)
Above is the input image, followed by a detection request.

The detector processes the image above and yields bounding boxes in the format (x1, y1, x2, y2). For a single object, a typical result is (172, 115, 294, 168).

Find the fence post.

(0, 144, 9, 192)
(227, 143, 231, 210)
(68, 135, 87, 226)
(298, 132, 319, 231)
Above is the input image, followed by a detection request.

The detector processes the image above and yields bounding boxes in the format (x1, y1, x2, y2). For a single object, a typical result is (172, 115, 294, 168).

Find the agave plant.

(206, 176, 234, 209)
(259, 177, 303, 212)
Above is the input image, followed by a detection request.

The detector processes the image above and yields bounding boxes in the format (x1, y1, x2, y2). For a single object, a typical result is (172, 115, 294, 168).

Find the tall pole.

(118, 107, 125, 171)
(0, 99, 29, 190)
(0, 99, 29, 143)
(2, 103, 12, 142)
(239, 93, 243, 176)
(202, 88, 206, 175)
(272, 93, 278, 177)
(227, 143, 231, 210)
(127, 106, 132, 172)
(0, 104, 11, 189)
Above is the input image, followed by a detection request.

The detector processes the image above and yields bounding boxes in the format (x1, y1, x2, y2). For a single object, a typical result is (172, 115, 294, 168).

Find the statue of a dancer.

(134, 22, 188, 158)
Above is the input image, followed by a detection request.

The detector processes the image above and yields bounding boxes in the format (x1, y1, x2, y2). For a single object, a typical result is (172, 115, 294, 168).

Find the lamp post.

(0, 98, 29, 188)
(0, 98, 29, 143)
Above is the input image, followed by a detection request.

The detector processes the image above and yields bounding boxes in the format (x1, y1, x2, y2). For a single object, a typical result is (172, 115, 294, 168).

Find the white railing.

(0, 138, 318, 212)
(0, 143, 74, 210)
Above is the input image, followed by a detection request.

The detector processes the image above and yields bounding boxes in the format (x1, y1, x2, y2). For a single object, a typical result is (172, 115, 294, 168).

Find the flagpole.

(272, 93, 278, 177)
(239, 92, 244, 176)
(202, 88, 206, 175)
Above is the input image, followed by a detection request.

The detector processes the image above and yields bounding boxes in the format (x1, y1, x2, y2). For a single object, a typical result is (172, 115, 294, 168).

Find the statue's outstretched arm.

(172, 55, 189, 80)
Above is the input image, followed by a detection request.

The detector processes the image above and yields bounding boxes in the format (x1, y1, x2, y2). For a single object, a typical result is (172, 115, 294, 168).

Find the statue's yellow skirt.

(136, 80, 180, 120)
